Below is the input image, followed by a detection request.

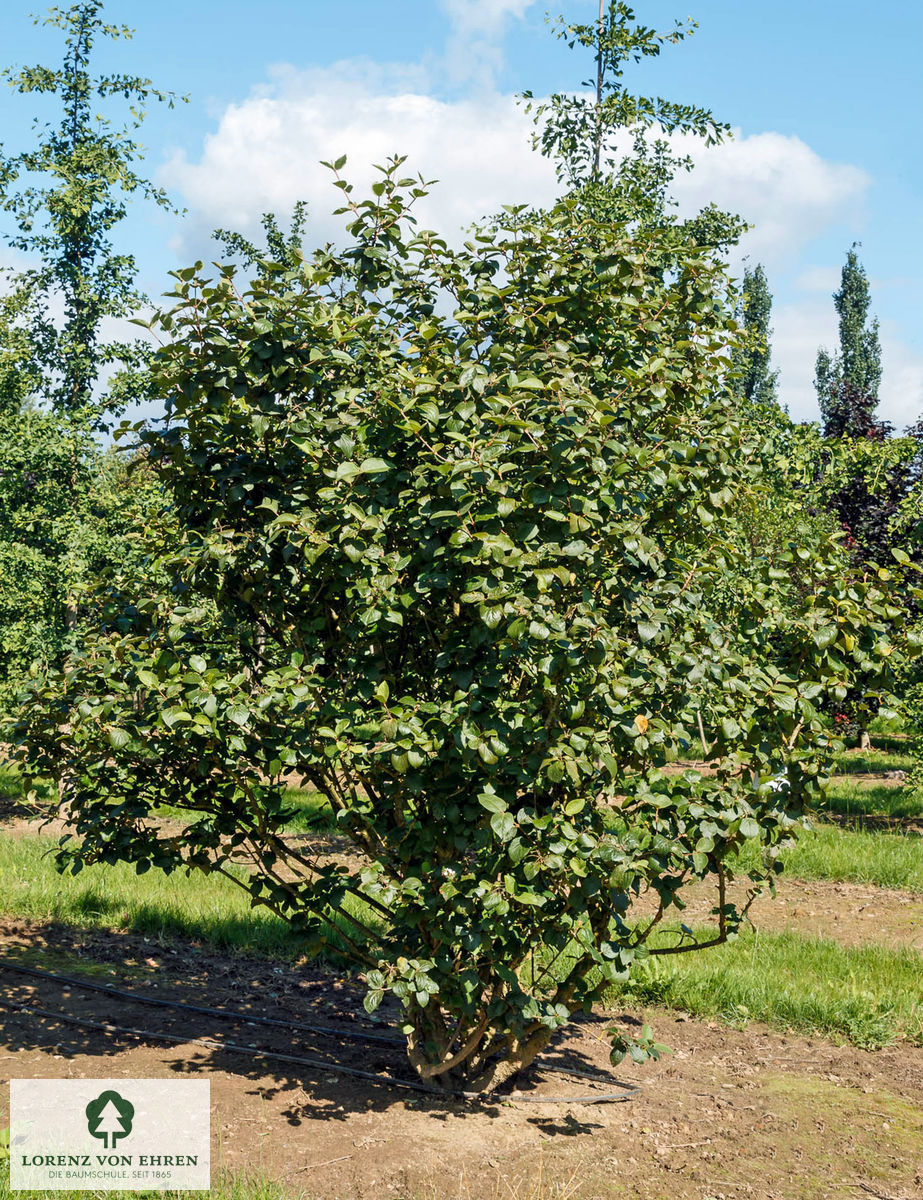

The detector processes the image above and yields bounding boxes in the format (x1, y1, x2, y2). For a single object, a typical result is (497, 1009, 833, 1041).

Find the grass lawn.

(0, 763, 54, 806)
(732, 819, 923, 892)
(0, 1169, 296, 1200)
(0, 833, 305, 959)
(817, 776, 923, 822)
(2, 820, 922, 1052)
(608, 925, 923, 1050)
(829, 746, 914, 774)
(2, 742, 922, 1053)
(0, 764, 337, 837)
(273, 787, 336, 833)
(106, 786, 335, 836)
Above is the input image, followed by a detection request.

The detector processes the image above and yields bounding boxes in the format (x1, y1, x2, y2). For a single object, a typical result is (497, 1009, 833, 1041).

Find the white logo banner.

(9, 1079, 210, 1191)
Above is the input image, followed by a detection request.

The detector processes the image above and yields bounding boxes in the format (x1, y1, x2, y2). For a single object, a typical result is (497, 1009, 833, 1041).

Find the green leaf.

(363, 989, 384, 1014)
(478, 792, 508, 814)
(813, 626, 838, 650)
(490, 811, 516, 842)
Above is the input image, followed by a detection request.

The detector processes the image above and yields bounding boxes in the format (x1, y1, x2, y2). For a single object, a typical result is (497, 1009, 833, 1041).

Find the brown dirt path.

(1, 920, 922, 1200)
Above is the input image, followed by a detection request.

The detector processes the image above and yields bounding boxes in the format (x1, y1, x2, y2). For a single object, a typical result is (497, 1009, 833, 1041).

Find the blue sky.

(1, 0, 921, 424)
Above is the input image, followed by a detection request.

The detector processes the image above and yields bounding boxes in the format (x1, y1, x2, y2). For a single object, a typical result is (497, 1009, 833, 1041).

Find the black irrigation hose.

(0, 960, 404, 1046)
(0, 962, 640, 1105)
(0, 995, 638, 1106)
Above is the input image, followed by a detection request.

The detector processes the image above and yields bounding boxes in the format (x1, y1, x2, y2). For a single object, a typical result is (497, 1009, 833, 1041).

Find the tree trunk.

(467, 1025, 553, 1094)
(406, 1005, 553, 1095)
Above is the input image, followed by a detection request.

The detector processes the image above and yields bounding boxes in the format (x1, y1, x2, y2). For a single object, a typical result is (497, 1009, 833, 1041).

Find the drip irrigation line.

(0, 960, 640, 1105)
(0, 995, 638, 1105)
(0, 959, 403, 1045)
(0, 994, 440, 1094)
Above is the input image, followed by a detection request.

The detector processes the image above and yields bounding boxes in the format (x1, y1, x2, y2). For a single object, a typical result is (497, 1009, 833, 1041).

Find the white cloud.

(160, 67, 559, 256)
(161, 75, 872, 274)
(439, 0, 537, 85)
(0, 248, 32, 275)
(162, 65, 872, 271)
(159, 62, 892, 423)
(669, 130, 869, 266)
(879, 326, 923, 431)
(771, 297, 837, 422)
(439, 0, 535, 36)
(793, 265, 841, 293)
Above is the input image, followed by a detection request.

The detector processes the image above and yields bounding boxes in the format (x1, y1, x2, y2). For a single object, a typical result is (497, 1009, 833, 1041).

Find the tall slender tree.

(0, 2, 181, 706)
(813, 247, 906, 748)
(0, 0, 184, 422)
(732, 263, 779, 410)
(815, 246, 883, 439)
(520, 2, 744, 248)
(814, 246, 894, 569)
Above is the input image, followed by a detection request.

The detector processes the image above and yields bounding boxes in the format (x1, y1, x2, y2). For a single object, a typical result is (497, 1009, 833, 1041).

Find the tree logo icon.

(85, 1090, 135, 1149)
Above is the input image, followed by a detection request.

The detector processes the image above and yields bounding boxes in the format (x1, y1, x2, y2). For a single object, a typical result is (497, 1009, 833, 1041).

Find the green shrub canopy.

(13, 164, 902, 1090)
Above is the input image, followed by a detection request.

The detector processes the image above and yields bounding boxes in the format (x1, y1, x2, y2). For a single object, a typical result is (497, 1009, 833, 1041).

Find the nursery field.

(1, 749, 921, 1200)
(3, 0, 923, 1195)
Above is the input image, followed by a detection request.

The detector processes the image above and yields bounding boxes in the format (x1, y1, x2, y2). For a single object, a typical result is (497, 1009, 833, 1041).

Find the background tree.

(815, 246, 883, 440)
(212, 202, 310, 274)
(811, 246, 922, 746)
(732, 263, 779, 411)
(812, 247, 918, 575)
(0, 285, 41, 414)
(520, 1, 744, 248)
(0, 0, 183, 422)
(0, 1, 180, 708)
(0, 405, 160, 712)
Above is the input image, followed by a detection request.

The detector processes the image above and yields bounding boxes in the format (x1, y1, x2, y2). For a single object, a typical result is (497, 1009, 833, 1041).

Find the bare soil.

(1, 919, 922, 1200)
(649, 874, 923, 953)
(2, 768, 922, 1197)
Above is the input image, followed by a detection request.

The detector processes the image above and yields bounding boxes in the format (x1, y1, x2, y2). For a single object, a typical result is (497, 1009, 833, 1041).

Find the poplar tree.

(812, 247, 911, 748)
(732, 264, 779, 410)
(815, 246, 883, 439)
(813, 247, 897, 572)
